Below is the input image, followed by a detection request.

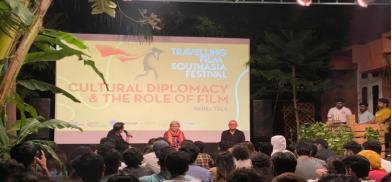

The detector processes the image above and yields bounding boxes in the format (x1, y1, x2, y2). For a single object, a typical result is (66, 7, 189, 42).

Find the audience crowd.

(0, 136, 390, 182)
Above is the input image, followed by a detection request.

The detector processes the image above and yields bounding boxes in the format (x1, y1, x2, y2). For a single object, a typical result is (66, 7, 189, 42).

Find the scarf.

(165, 129, 184, 148)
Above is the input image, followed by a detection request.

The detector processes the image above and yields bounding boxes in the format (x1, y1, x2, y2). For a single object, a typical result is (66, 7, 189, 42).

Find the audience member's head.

(194, 141, 206, 153)
(271, 152, 297, 175)
(218, 141, 231, 151)
(99, 137, 116, 145)
(272, 172, 306, 182)
(157, 147, 176, 170)
(318, 174, 360, 182)
(11, 172, 40, 182)
(70, 146, 93, 161)
(314, 139, 329, 150)
(326, 156, 346, 175)
(227, 168, 264, 182)
(363, 140, 382, 154)
(358, 150, 382, 170)
(232, 144, 250, 160)
(0, 159, 25, 181)
(271, 135, 287, 155)
(152, 139, 170, 157)
(215, 151, 235, 181)
(257, 142, 273, 156)
(73, 152, 105, 182)
(143, 138, 157, 154)
(295, 141, 312, 156)
(242, 141, 256, 156)
(179, 142, 200, 164)
(123, 147, 143, 168)
(97, 141, 116, 156)
(165, 151, 190, 178)
(343, 141, 362, 156)
(147, 138, 157, 145)
(101, 149, 122, 175)
(251, 152, 274, 181)
(10, 142, 37, 169)
(381, 173, 391, 182)
(287, 143, 297, 154)
(342, 155, 371, 179)
(252, 152, 272, 169)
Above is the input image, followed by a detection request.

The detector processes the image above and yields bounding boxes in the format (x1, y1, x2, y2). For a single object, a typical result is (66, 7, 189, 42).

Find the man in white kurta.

(327, 98, 352, 124)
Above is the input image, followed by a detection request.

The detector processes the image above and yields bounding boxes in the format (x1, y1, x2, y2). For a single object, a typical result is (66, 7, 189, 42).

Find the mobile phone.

(35, 150, 42, 158)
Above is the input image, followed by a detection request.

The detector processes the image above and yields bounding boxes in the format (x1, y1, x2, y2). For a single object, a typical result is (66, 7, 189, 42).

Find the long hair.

(216, 151, 235, 182)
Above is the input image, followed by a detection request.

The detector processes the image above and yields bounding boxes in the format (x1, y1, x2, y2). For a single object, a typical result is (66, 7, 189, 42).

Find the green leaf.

(17, 79, 81, 103)
(4, 0, 33, 25)
(43, 29, 88, 50)
(17, 118, 83, 144)
(25, 49, 84, 63)
(0, 123, 9, 147)
(84, 60, 109, 91)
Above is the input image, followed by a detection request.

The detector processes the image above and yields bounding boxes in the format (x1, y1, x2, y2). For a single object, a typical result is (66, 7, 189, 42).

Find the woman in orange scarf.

(163, 121, 185, 149)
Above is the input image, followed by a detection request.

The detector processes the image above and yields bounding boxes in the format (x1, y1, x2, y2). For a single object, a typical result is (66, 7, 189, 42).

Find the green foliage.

(0, 93, 82, 163)
(17, 79, 81, 103)
(0, 0, 33, 36)
(299, 122, 354, 155)
(249, 30, 333, 98)
(193, 17, 225, 37)
(25, 29, 108, 90)
(89, 0, 117, 18)
(364, 127, 380, 141)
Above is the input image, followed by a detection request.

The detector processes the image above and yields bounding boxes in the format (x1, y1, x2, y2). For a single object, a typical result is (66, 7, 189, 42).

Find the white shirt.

(327, 106, 352, 123)
(141, 152, 160, 174)
(382, 159, 391, 173)
(358, 110, 375, 124)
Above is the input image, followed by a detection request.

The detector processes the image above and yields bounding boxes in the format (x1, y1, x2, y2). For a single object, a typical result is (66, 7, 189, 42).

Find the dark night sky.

(45, 1, 390, 48)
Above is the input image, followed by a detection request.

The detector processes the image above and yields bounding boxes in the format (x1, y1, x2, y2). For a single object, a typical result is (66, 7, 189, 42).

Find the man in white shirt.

(327, 98, 352, 124)
(358, 102, 375, 124)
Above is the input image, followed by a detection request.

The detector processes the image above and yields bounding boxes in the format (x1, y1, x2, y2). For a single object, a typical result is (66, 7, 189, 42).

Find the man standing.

(358, 102, 375, 124)
(220, 120, 245, 148)
(327, 98, 352, 124)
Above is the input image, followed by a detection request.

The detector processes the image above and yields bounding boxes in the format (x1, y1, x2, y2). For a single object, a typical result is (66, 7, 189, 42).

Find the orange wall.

(352, 38, 389, 73)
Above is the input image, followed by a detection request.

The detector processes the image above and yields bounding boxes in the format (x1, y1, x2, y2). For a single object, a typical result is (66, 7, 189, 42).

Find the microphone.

(124, 130, 133, 138)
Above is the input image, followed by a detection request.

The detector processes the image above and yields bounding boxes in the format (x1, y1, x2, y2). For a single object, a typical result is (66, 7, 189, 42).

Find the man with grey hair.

(220, 120, 245, 148)
(141, 138, 170, 174)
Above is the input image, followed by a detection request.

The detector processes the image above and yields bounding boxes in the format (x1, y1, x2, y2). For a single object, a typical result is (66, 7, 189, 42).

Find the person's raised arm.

(35, 150, 50, 177)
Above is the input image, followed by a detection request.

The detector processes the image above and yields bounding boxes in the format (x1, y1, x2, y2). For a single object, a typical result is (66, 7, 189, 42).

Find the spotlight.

(297, 0, 312, 6)
(357, 0, 368, 7)
(357, 0, 375, 7)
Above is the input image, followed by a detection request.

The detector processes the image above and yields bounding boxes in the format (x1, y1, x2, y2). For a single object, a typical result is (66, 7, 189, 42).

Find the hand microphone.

(124, 130, 133, 138)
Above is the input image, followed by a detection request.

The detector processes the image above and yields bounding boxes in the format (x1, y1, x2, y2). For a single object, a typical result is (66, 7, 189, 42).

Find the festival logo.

(96, 45, 163, 80)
